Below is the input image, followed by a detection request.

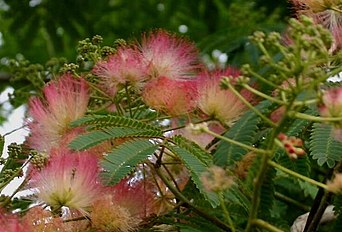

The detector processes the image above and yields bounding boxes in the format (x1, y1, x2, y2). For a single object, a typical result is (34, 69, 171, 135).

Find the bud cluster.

(278, 133, 306, 159)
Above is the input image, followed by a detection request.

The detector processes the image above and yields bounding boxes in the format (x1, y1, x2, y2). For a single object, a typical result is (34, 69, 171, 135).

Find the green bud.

(114, 38, 127, 47)
(220, 77, 231, 89)
(101, 46, 116, 57)
(260, 55, 271, 64)
(241, 64, 251, 75)
(92, 35, 103, 45)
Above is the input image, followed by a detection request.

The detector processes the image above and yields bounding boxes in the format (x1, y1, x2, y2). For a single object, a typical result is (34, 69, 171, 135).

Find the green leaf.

(309, 123, 342, 168)
(166, 143, 220, 208)
(333, 196, 342, 231)
(224, 184, 251, 219)
(70, 114, 160, 131)
(213, 101, 271, 166)
(102, 139, 159, 185)
(259, 167, 276, 219)
(297, 179, 318, 199)
(275, 152, 310, 176)
(286, 117, 312, 137)
(69, 127, 162, 151)
(171, 135, 213, 166)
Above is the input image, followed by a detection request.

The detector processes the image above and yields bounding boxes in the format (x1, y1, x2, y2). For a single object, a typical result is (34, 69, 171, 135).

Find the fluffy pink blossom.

(27, 74, 89, 152)
(22, 206, 64, 232)
(290, 0, 342, 50)
(142, 76, 198, 116)
(196, 68, 252, 125)
(32, 149, 102, 213)
(319, 87, 342, 141)
(320, 87, 342, 118)
(140, 30, 201, 79)
(0, 210, 27, 232)
(93, 46, 148, 97)
(109, 178, 155, 218)
(91, 179, 155, 231)
(178, 120, 225, 149)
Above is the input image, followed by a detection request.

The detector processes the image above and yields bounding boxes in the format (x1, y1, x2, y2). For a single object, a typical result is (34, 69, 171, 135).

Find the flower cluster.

(2, 5, 342, 232)
(290, 0, 342, 51)
(92, 30, 254, 122)
(201, 165, 234, 192)
(278, 133, 306, 159)
(320, 87, 342, 120)
(27, 74, 90, 152)
(16, 29, 257, 231)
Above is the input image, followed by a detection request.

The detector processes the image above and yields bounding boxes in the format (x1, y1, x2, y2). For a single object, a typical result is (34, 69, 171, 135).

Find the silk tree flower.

(140, 30, 202, 80)
(22, 207, 64, 232)
(92, 46, 148, 97)
(327, 173, 342, 193)
(27, 74, 90, 152)
(0, 210, 28, 232)
(201, 166, 234, 193)
(179, 120, 225, 149)
(290, 0, 342, 50)
(32, 149, 102, 213)
(319, 87, 342, 141)
(91, 179, 155, 232)
(320, 87, 342, 120)
(142, 76, 198, 116)
(196, 68, 252, 125)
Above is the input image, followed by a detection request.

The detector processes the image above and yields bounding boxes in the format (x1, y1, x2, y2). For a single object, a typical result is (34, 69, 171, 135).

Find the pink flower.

(290, 0, 342, 50)
(320, 87, 342, 118)
(91, 179, 155, 231)
(22, 206, 64, 232)
(196, 68, 251, 125)
(0, 210, 27, 232)
(140, 30, 201, 80)
(27, 74, 89, 152)
(93, 46, 148, 97)
(327, 173, 342, 193)
(32, 149, 102, 213)
(174, 119, 225, 149)
(91, 196, 138, 232)
(109, 178, 155, 218)
(142, 76, 198, 116)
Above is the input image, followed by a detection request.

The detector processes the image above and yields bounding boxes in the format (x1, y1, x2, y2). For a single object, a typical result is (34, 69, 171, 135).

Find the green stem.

(154, 167, 232, 231)
(245, 147, 272, 232)
(124, 84, 133, 117)
(162, 118, 213, 133)
(256, 41, 290, 75)
(292, 99, 318, 107)
(222, 79, 277, 127)
(203, 127, 268, 154)
(330, 6, 342, 14)
(291, 111, 342, 122)
(219, 193, 236, 232)
(241, 83, 285, 105)
(87, 81, 113, 99)
(248, 69, 282, 89)
(246, 99, 296, 231)
(0, 159, 30, 192)
(0, 177, 29, 207)
(253, 219, 284, 232)
(274, 192, 310, 212)
(268, 160, 328, 190)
